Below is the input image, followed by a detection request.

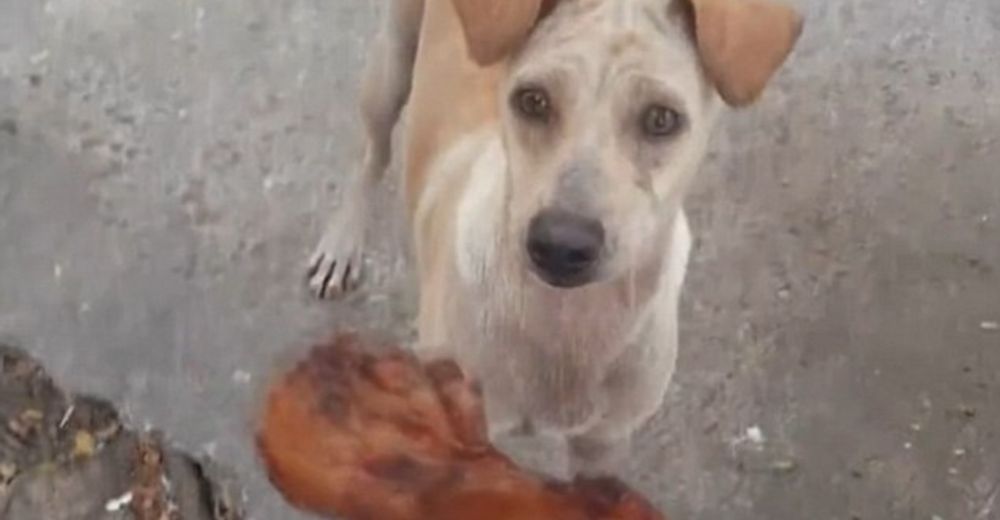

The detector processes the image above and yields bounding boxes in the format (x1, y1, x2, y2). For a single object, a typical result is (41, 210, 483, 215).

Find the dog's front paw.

(306, 223, 365, 299)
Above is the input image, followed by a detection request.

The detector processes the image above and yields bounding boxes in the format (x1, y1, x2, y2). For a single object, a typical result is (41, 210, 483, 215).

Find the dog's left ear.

(684, 0, 804, 107)
(453, 0, 559, 66)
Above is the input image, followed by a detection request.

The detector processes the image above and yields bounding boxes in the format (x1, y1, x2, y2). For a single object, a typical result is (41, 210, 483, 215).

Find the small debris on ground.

(769, 458, 799, 475)
(746, 425, 766, 445)
(105, 491, 133, 512)
(72, 430, 96, 458)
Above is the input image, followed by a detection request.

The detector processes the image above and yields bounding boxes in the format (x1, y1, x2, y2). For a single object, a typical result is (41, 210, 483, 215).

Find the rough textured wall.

(1, 0, 998, 518)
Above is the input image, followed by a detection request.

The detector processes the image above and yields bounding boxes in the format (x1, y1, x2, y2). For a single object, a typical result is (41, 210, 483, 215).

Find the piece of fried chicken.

(257, 334, 666, 520)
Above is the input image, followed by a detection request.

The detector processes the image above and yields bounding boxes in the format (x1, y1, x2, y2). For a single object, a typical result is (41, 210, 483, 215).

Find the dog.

(307, 0, 802, 476)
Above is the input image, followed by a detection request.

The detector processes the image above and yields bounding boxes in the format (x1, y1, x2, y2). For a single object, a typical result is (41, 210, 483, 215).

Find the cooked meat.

(257, 334, 666, 520)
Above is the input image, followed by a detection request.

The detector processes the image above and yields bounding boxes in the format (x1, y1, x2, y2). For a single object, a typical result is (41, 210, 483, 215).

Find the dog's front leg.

(567, 428, 632, 478)
(568, 213, 690, 475)
(308, 0, 423, 298)
(565, 375, 650, 477)
(567, 314, 680, 477)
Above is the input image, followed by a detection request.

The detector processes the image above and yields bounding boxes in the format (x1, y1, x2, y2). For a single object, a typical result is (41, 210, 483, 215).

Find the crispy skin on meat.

(257, 334, 666, 520)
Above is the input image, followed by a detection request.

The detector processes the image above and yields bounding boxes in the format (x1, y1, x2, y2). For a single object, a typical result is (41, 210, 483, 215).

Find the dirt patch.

(0, 343, 243, 520)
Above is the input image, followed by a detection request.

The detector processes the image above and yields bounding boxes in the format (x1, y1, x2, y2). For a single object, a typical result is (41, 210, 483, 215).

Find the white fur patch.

(413, 129, 506, 285)
(665, 211, 692, 297)
(455, 138, 507, 284)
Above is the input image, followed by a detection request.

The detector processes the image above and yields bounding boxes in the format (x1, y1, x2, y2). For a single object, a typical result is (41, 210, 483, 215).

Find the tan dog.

(308, 0, 802, 476)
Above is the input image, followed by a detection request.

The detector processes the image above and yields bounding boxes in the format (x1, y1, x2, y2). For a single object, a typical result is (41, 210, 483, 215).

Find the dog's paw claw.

(307, 235, 364, 299)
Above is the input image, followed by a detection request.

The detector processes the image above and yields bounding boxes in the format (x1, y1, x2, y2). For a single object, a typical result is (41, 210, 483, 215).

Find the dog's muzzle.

(526, 209, 605, 288)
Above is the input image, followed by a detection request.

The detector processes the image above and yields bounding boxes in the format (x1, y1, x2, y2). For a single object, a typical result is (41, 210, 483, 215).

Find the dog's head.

(455, 0, 802, 289)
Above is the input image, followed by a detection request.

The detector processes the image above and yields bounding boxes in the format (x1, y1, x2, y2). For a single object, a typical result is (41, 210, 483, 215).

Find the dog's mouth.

(525, 243, 604, 289)
(528, 263, 601, 289)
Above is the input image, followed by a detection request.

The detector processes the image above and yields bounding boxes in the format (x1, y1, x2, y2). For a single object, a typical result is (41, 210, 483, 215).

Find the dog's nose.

(526, 210, 605, 288)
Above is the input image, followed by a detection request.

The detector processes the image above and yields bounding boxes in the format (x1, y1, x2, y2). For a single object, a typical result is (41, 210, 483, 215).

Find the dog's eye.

(641, 105, 682, 138)
(513, 88, 552, 122)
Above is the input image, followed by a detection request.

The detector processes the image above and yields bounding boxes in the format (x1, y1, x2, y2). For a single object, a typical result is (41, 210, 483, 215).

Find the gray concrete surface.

(1, 1, 998, 519)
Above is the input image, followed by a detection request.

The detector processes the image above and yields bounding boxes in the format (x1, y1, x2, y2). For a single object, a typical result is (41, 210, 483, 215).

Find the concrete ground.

(1, 1, 998, 519)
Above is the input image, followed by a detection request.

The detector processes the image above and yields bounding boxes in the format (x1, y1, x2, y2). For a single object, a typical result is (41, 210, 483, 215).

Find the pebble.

(744, 426, 765, 445)
(770, 459, 799, 474)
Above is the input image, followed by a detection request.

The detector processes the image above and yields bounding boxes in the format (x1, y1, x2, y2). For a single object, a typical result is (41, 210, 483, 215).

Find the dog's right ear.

(452, 0, 559, 65)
